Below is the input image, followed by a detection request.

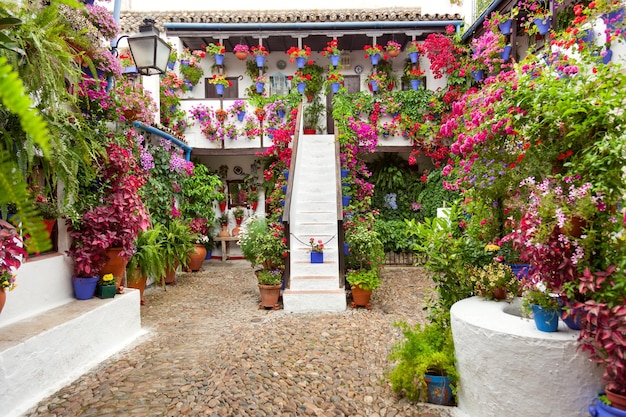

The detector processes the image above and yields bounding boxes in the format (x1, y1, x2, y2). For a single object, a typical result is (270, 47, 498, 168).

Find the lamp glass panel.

(128, 37, 156, 69)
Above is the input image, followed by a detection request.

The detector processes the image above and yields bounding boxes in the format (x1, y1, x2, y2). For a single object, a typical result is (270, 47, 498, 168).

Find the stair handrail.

(334, 124, 345, 287)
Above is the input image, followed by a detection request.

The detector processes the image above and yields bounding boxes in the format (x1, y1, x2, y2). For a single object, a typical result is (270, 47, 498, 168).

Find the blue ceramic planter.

(283, 170, 289, 180)
(410, 79, 420, 90)
(500, 45, 512, 61)
(331, 82, 340, 93)
(310, 251, 324, 263)
(370, 80, 378, 92)
(73, 276, 99, 300)
(278, 109, 286, 119)
(424, 374, 454, 405)
(370, 53, 380, 65)
(472, 69, 484, 82)
(215, 84, 225, 96)
(237, 111, 245, 122)
(215, 54, 224, 66)
(498, 19, 513, 35)
(589, 395, 626, 417)
(340, 169, 349, 178)
(408, 51, 419, 63)
(255, 55, 266, 68)
(507, 263, 529, 280)
(344, 242, 349, 255)
(534, 17, 551, 35)
(297, 82, 306, 94)
(296, 56, 306, 68)
(256, 82, 265, 93)
(531, 304, 559, 332)
(342, 195, 352, 206)
(330, 55, 340, 66)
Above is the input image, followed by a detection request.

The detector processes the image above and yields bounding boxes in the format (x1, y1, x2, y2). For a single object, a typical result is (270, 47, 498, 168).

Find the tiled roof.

(120, 8, 461, 33)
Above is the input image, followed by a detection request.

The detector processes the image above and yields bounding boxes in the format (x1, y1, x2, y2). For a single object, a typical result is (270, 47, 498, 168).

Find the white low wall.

(451, 297, 604, 417)
(0, 289, 143, 417)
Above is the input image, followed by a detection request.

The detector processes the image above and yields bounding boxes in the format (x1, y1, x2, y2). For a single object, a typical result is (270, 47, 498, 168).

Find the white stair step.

(282, 289, 346, 313)
(289, 275, 341, 290)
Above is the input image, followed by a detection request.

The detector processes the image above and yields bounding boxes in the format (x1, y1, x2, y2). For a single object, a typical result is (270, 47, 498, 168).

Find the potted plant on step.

(309, 238, 324, 263)
(96, 273, 116, 299)
(126, 225, 165, 305)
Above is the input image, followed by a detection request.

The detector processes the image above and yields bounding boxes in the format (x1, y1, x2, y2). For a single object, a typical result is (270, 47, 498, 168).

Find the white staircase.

(282, 134, 346, 313)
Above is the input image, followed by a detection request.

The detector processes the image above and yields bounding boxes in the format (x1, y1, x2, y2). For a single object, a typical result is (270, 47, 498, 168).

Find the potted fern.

(126, 225, 165, 305)
(156, 219, 194, 286)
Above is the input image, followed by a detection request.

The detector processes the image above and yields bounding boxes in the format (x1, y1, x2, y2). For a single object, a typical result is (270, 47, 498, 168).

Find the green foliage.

(388, 322, 458, 402)
(300, 62, 324, 98)
(303, 98, 324, 131)
(256, 269, 282, 285)
(181, 163, 223, 224)
(406, 204, 473, 325)
(126, 225, 166, 283)
(416, 170, 460, 221)
(238, 215, 287, 270)
(157, 219, 195, 274)
(373, 219, 418, 253)
(346, 269, 380, 291)
(345, 223, 385, 271)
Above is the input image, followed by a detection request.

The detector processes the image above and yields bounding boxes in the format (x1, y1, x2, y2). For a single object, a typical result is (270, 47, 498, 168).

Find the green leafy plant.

(156, 219, 195, 279)
(346, 269, 380, 291)
(126, 225, 166, 284)
(388, 322, 458, 402)
(256, 269, 282, 285)
(237, 214, 287, 270)
(181, 163, 223, 225)
(469, 262, 519, 300)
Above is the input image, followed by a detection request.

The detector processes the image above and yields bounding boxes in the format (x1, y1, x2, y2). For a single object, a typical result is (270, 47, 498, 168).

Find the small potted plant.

(229, 99, 247, 121)
(522, 280, 561, 332)
(346, 269, 381, 310)
(309, 237, 324, 264)
(286, 45, 311, 67)
(363, 44, 384, 64)
(327, 70, 344, 93)
(0, 220, 27, 314)
(385, 40, 402, 58)
(96, 273, 116, 299)
(389, 321, 458, 405)
(369, 70, 388, 92)
(321, 39, 342, 66)
(126, 225, 165, 305)
(233, 43, 249, 60)
(208, 74, 232, 95)
(156, 219, 195, 286)
(256, 268, 283, 310)
(205, 42, 225, 56)
(250, 45, 269, 67)
(469, 262, 519, 300)
(405, 40, 424, 63)
(232, 206, 245, 225)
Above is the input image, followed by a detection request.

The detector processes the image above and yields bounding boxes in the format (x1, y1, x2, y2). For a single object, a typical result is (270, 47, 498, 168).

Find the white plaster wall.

(451, 297, 604, 417)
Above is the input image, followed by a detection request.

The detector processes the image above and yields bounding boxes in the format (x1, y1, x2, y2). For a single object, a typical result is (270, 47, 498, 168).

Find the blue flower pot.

(237, 111, 245, 122)
(73, 276, 99, 300)
(278, 109, 286, 119)
(281, 185, 287, 194)
(205, 250, 212, 260)
(215, 54, 224, 66)
(507, 263, 529, 280)
(215, 84, 225, 96)
(408, 51, 419, 63)
(256, 82, 265, 93)
(344, 242, 349, 255)
(296, 56, 306, 68)
(557, 297, 582, 330)
(603, 49, 613, 65)
(167, 61, 175, 70)
(283, 170, 289, 180)
(370, 53, 380, 65)
(340, 169, 349, 178)
(498, 19, 513, 35)
(534, 17, 551, 35)
(255, 55, 266, 68)
(410, 79, 420, 90)
(472, 69, 484, 82)
(500, 45, 512, 61)
(604, 7, 625, 31)
(297, 82, 306, 94)
(342, 195, 352, 206)
(280, 199, 285, 206)
(331, 82, 340, 93)
(424, 374, 454, 405)
(531, 304, 559, 332)
(180, 59, 190, 66)
(370, 80, 378, 92)
(581, 29, 594, 43)
(589, 395, 626, 417)
(330, 55, 340, 66)
(310, 251, 324, 264)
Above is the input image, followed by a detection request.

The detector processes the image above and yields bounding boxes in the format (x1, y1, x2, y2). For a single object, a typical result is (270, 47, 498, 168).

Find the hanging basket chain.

(290, 233, 337, 249)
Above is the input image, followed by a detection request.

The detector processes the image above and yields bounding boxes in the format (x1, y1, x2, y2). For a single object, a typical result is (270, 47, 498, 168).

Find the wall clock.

(354, 65, 363, 74)
(277, 60, 287, 69)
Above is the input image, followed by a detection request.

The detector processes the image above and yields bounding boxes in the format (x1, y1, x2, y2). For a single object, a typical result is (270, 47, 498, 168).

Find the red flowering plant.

(286, 45, 312, 62)
(321, 39, 342, 57)
(250, 45, 269, 56)
(405, 40, 424, 54)
(208, 74, 233, 87)
(327, 70, 344, 84)
(363, 44, 383, 58)
(238, 214, 288, 271)
(292, 71, 311, 84)
(66, 132, 149, 278)
(0, 220, 27, 291)
(422, 25, 468, 82)
(309, 238, 324, 253)
(405, 67, 425, 80)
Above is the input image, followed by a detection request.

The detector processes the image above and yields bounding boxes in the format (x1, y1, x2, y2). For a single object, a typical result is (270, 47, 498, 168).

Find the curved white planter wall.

(451, 297, 604, 417)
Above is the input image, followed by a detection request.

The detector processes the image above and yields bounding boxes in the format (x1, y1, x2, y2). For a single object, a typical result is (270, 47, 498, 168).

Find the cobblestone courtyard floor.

(25, 260, 452, 417)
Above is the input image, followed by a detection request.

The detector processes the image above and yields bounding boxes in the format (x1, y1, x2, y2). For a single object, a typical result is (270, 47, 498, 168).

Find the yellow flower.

(484, 244, 500, 251)
(102, 273, 115, 283)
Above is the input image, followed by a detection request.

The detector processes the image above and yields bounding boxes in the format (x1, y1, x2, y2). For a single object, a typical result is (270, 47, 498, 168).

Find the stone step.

(282, 289, 346, 313)
(289, 275, 341, 290)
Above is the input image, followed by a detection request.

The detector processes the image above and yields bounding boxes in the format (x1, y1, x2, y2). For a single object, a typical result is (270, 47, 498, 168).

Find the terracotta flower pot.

(188, 244, 207, 272)
(100, 247, 129, 292)
(258, 284, 281, 310)
(127, 268, 148, 305)
(0, 288, 6, 316)
(164, 263, 179, 285)
(607, 388, 626, 411)
(350, 284, 373, 310)
(387, 49, 400, 57)
(235, 51, 248, 61)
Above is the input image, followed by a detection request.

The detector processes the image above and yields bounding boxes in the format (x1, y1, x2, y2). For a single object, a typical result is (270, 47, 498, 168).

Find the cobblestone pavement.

(25, 260, 453, 417)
